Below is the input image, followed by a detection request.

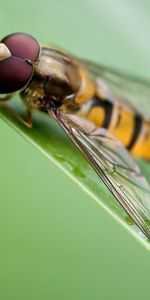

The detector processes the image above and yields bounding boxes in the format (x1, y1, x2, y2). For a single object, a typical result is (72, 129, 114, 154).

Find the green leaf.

(1, 93, 150, 249)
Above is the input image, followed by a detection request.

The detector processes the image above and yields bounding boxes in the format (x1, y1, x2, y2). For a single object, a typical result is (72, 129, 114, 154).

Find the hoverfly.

(0, 33, 150, 238)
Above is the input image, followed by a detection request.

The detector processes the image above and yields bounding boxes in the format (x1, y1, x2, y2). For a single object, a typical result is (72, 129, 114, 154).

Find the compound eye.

(0, 33, 40, 93)
(0, 56, 33, 94)
(1, 33, 40, 61)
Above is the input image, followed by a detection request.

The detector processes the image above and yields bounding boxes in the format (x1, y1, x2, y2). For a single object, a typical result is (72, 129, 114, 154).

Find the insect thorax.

(20, 47, 82, 112)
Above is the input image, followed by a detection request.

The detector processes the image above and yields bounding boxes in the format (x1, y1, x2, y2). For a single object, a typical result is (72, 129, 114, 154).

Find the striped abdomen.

(76, 97, 150, 160)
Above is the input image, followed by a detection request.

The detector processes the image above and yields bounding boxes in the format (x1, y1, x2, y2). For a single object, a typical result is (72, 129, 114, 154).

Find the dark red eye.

(0, 56, 33, 94)
(0, 33, 40, 94)
(1, 33, 40, 61)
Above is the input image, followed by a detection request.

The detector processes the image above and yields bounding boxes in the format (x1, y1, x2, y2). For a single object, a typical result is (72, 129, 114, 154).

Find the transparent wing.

(79, 59, 150, 118)
(50, 108, 150, 238)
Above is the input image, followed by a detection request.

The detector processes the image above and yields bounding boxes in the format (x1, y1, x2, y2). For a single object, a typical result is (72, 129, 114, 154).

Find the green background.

(1, 1, 150, 299)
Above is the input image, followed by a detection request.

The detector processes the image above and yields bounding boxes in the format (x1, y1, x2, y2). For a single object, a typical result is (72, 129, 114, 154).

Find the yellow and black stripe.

(127, 114, 142, 150)
(77, 96, 150, 160)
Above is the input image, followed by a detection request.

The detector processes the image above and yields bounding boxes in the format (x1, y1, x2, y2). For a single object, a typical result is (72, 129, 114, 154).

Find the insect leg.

(0, 93, 14, 103)
(0, 103, 33, 128)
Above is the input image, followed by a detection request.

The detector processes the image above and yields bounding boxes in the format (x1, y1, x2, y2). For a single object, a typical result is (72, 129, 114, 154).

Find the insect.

(0, 33, 150, 238)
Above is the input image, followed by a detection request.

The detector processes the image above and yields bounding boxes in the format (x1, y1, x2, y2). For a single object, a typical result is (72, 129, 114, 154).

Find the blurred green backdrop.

(1, 1, 150, 299)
